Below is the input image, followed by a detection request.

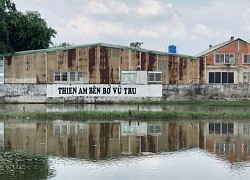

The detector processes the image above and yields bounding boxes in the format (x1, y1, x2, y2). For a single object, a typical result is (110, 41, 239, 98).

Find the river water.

(1, 109, 250, 180)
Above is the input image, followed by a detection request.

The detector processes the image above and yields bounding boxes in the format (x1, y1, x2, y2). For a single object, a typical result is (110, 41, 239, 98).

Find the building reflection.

(1, 120, 250, 163)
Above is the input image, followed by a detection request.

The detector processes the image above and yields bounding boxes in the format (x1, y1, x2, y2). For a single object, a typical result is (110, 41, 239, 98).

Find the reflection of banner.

(0, 123, 4, 149)
(47, 84, 162, 97)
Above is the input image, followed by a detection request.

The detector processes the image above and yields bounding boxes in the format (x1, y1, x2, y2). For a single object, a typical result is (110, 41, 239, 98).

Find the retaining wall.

(0, 84, 250, 103)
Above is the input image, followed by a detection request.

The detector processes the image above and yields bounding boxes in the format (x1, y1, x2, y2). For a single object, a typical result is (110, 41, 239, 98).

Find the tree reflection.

(0, 150, 55, 179)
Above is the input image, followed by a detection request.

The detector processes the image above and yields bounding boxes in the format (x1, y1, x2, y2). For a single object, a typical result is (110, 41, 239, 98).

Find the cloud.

(85, 0, 130, 15)
(137, 29, 160, 38)
(136, 0, 173, 17)
(193, 24, 212, 37)
(241, 8, 250, 18)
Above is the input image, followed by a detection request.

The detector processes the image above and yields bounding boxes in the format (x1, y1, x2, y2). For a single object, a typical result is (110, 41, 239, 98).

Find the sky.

(13, 0, 250, 56)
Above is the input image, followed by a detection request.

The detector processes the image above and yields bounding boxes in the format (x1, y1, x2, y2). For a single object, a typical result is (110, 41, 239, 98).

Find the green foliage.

(0, 0, 57, 53)
(0, 150, 54, 179)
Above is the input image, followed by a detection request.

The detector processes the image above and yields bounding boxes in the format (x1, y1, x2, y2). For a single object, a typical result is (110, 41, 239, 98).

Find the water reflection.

(2, 120, 250, 164)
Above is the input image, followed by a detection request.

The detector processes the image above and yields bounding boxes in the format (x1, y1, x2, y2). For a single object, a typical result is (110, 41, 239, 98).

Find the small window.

(77, 72, 83, 81)
(70, 72, 76, 81)
(243, 54, 250, 64)
(55, 72, 61, 81)
(121, 72, 136, 84)
(61, 72, 68, 81)
(214, 53, 234, 64)
(148, 71, 162, 83)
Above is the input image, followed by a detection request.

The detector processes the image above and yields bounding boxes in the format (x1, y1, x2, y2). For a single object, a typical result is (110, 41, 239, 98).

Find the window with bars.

(209, 72, 234, 84)
(121, 72, 136, 84)
(215, 53, 234, 64)
(54, 71, 84, 83)
(243, 54, 250, 64)
(148, 71, 162, 83)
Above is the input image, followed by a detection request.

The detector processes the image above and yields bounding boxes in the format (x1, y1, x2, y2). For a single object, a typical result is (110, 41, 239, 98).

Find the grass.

(2, 109, 250, 120)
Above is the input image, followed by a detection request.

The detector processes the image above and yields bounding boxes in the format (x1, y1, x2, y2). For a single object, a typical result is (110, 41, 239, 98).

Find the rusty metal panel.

(148, 53, 157, 71)
(14, 55, 25, 83)
(199, 57, 205, 84)
(68, 49, 77, 71)
(35, 53, 46, 83)
(24, 54, 36, 83)
(187, 59, 199, 84)
(89, 46, 100, 84)
(47, 52, 57, 83)
(120, 49, 129, 71)
(141, 52, 147, 71)
(130, 51, 140, 70)
(178, 57, 187, 84)
(57, 50, 67, 71)
(110, 48, 120, 83)
(100, 46, 109, 84)
(158, 55, 169, 84)
(4, 56, 14, 83)
(78, 47, 89, 83)
(168, 56, 179, 84)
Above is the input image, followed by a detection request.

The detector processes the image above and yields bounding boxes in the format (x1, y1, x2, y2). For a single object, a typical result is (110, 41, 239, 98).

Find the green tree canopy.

(0, 0, 57, 54)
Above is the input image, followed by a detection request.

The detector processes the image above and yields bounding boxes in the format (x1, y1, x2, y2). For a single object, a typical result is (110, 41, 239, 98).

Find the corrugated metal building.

(0, 43, 204, 85)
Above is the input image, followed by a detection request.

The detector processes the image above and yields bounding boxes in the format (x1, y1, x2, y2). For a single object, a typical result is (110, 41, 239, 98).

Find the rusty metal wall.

(88, 46, 99, 84)
(3, 45, 202, 85)
(120, 49, 129, 71)
(78, 47, 89, 83)
(35, 53, 46, 83)
(47, 51, 57, 83)
(158, 55, 169, 84)
(100, 46, 109, 84)
(110, 48, 120, 84)
(4, 56, 14, 83)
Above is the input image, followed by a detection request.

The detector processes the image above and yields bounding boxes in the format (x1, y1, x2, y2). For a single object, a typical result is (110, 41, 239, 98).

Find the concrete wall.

(0, 84, 250, 103)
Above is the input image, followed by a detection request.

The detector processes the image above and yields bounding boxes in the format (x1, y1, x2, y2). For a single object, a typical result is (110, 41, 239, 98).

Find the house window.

(209, 72, 234, 84)
(121, 71, 136, 84)
(243, 72, 250, 84)
(61, 72, 68, 81)
(54, 72, 61, 81)
(208, 122, 234, 134)
(243, 54, 250, 64)
(148, 71, 162, 83)
(215, 53, 234, 64)
(54, 71, 84, 83)
(70, 72, 76, 81)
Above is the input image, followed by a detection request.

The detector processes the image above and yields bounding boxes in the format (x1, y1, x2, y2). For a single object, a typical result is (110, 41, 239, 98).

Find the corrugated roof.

(195, 38, 248, 57)
(0, 42, 197, 60)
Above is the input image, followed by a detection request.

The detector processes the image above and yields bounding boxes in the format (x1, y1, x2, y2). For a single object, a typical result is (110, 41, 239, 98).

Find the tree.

(0, 0, 57, 53)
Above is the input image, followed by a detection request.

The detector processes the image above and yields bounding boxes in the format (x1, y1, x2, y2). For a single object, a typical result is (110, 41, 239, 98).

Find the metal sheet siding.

(110, 48, 120, 83)
(120, 49, 129, 71)
(130, 51, 140, 71)
(4, 56, 13, 83)
(47, 52, 57, 83)
(24, 54, 36, 83)
(89, 46, 100, 84)
(158, 55, 169, 84)
(141, 52, 147, 71)
(178, 57, 187, 84)
(15, 55, 25, 83)
(68, 49, 77, 71)
(168, 56, 179, 84)
(199, 57, 205, 84)
(35, 53, 46, 83)
(78, 47, 89, 83)
(100, 46, 109, 84)
(57, 50, 67, 71)
(148, 53, 157, 71)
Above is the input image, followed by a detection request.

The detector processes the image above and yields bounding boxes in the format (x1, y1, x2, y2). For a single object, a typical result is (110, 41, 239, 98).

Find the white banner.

(47, 84, 162, 97)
